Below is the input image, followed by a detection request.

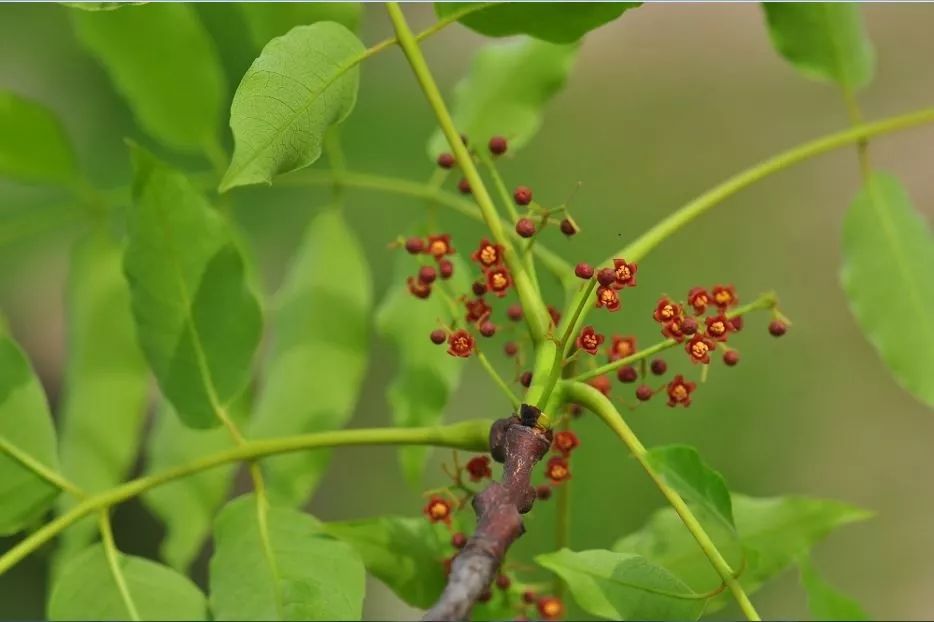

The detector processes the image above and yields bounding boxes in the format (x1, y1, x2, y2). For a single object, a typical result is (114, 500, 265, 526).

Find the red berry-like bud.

(560, 218, 577, 236)
(681, 317, 699, 336)
(537, 596, 565, 621)
(596, 268, 616, 287)
(723, 350, 740, 366)
(504, 341, 519, 357)
(488, 135, 508, 155)
(479, 321, 496, 337)
(650, 358, 667, 375)
(496, 574, 511, 590)
(729, 316, 744, 332)
(472, 281, 487, 296)
(507, 304, 523, 321)
(418, 265, 437, 284)
(451, 532, 467, 549)
(404, 237, 424, 254)
(522, 590, 536, 604)
(520, 371, 533, 387)
(516, 217, 536, 238)
(458, 178, 471, 194)
(588, 374, 612, 396)
(536, 484, 553, 500)
(547, 305, 561, 326)
(575, 263, 594, 279)
(437, 152, 455, 169)
(617, 365, 638, 383)
(636, 385, 653, 401)
(513, 185, 533, 205)
(465, 455, 492, 481)
(439, 259, 454, 280)
(429, 329, 446, 345)
(478, 589, 492, 603)
(407, 277, 432, 299)
(769, 320, 787, 337)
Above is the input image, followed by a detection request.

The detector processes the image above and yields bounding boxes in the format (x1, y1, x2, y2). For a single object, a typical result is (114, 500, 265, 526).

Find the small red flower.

(447, 329, 475, 358)
(407, 276, 432, 299)
(486, 266, 512, 298)
(576, 326, 605, 355)
(595, 286, 621, 312)
(608, 335, 637, 362)
(553, 431, 580, 456)
(661, 317, 687, 343)
(685, 334, 715, 364)
(537, 596, 565, 621)
(470, 238, 504, 269)
(711, 284, 737, 309)
(729, 315, 744, 332)
(424, 496, 453, 524)
(425, 234, 454, 259)
(465, 455, 492, 481)
(653, 297, 683, 323)
(546, 456, 571, 483)
(588, 374, 612, 396)
(687, 287, 710, 315)
(705, 314, 732, 341)
(464, 297, 492, 324)
(667, 374, 697, 407)
(547, 305, 561, 327)
(611, 258, 638, 289)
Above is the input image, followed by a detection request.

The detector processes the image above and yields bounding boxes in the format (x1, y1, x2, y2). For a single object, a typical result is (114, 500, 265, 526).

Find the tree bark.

(422, 408, 552, 622)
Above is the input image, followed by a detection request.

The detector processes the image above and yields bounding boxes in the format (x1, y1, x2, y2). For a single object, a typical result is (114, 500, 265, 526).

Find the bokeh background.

(1, 2, 933, 619)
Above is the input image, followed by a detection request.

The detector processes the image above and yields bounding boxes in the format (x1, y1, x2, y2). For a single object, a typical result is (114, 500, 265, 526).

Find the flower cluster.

(651, 285, 743, 366)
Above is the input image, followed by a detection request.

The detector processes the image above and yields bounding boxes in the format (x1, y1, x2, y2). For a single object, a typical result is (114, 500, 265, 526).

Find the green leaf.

(0, 91, 78, 185)
(55, 230, 149, 567)
(375, 253, 468, 486)
(220, 22, 364, 192)
(427, 38, 577, 158)
(799, 556, 870, 621)
(141, 397, 246, 571)
(536, 548, 706, 620)
(250, 209, 371, 506)
(325, 516, 446, 609)
(125, 145, 263, 428)
(614, 494, 871, 614)
(239, 3, 362, 50)
(0, 330, 60, 535)
(841, 172, 934, 408)
(644, 444, 734, 531)
(435, 3, 640, 44)
(762, 3, 875, 90)
(209, 495, 365, 620)
(48, 543, 208, 620)
(71, 3, 225, 152)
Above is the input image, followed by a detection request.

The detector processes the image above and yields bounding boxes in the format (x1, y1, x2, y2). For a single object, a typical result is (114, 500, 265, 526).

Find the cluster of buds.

(404, 233, 456, 300)
(519, 590, 565, 621)
(574, 258, 638, 312)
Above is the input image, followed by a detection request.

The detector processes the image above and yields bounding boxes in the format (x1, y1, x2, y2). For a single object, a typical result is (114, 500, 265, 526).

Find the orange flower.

(667, 375, 697, 407)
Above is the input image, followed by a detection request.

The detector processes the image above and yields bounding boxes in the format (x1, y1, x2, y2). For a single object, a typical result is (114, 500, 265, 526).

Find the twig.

(423, 408, 552, 621)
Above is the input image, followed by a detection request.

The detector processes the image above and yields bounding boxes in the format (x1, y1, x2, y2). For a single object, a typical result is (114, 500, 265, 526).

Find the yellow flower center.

(616, 266, 630, 280)
(691, 342, 708, 358)
(492, 273, 507, 289)
(672, 385, 688, 400)
(429, 503, 448, 518)
(430, 241, 447, 256)
(480, 246, 496, 264)
(715, 291, 731, 304)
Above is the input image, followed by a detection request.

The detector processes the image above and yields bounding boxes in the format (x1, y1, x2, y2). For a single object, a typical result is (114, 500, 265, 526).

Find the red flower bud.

(479, 321, 496, 338)
(465, 455, 492, 481)
(536, 484, 552, 500)
(769, 320, 787, 337)
(418, 265, 437, 284)
(451, 532, 467, 549)
(514, 185, 533, 205)
(617, 365, 638, 383)
(437, 152, 455, 169)
(588, 374, 612, 396)
(404, 237, 424, 254)
(575, 263, 594, 279)
(458, 178, 471, 194)
(723, 350, 740, 366)
(407, 277, 432, 299)
(515, 217, 536, 238)
(488, 135, 508, 155)
(596, 268, 616, 287)
(560, 218, 577, 236)
(507, 304, 523, 321)
(650, 358, 668, 375)
(636, 384, 654, 401)
(504, 341, 519, 357)
(429, 329, 446, 345)
(439, 259, 454, 279)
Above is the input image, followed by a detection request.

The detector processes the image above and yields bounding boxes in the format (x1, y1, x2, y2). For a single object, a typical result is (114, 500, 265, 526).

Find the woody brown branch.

(423, 409, 552, 622)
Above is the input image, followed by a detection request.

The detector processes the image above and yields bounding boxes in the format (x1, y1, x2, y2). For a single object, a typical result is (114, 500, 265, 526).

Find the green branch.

(0, 436, 85, 498)
(386, 2, 551, 342)
(99, 510, 141, 621)
(562, 381, 761, 621)
(0, 420, 491, 577)
(552, 107, 934, 377)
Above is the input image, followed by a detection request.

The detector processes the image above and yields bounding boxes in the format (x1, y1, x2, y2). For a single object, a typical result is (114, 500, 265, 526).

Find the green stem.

(841, 88, 871, 179)
(555, 108, 934, 362)
(0, 436, 86, 498)
(572, 292, 777, 383)
(476, 351, 521, 408)
(281, 169, 573, 285)
(98, 510, 141, 621)
(386, 2, 550, 342)
(562, 381, 761, 621)
(0, 420, 491, 577)
(478, 150, 520, 223)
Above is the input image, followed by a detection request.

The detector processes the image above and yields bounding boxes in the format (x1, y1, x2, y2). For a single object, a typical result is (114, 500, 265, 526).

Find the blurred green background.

(1, 3, 933, 619)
